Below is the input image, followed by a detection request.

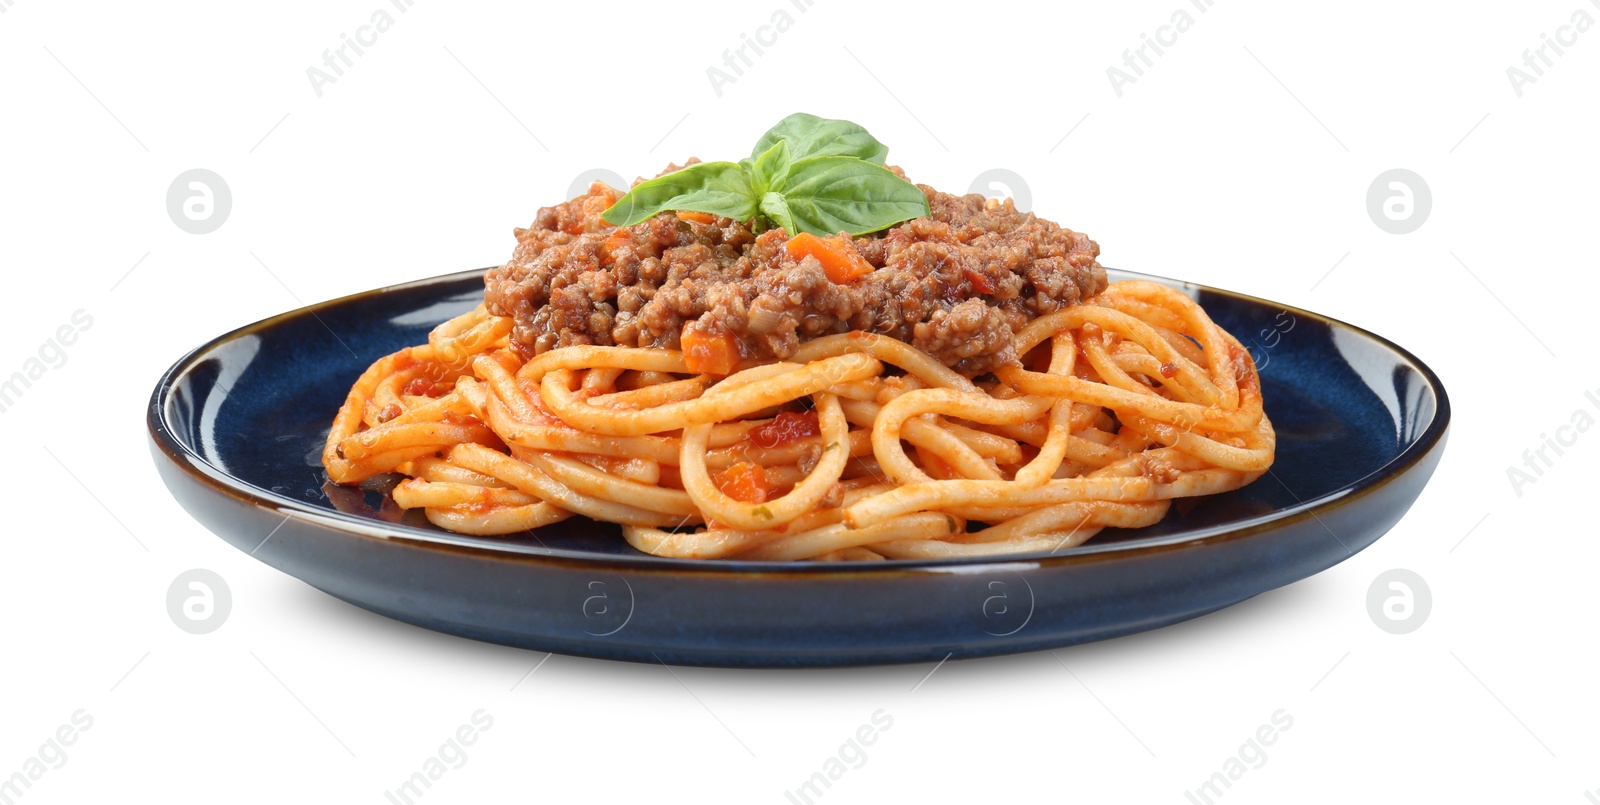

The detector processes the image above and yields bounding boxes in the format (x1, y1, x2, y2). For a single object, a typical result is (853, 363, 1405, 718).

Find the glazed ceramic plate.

(148, 268, 1449, 667)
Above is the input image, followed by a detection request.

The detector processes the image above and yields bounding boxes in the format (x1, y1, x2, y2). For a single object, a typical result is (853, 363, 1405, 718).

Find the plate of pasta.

(147, 115, 1449, 666)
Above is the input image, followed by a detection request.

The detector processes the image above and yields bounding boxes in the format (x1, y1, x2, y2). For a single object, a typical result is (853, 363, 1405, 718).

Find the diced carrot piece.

(680, 324, 740, 375)
(677, 210, 717, 224)
(712, 460, 772, 504)
(568, 185, 622, 234)
(580, 183, 620, 208)
(600, 229, 631, 263)
(785, 232, 875, 284)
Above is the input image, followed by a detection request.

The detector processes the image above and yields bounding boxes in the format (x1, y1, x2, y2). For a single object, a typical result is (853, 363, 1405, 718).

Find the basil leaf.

(603, 115, 919, 236)
(751, 140, 791, 196)
(750, 113, 890, 166)
(777, 156, 929, 237)
(601, 161, 758, 227)
(760, 191, 795, 235)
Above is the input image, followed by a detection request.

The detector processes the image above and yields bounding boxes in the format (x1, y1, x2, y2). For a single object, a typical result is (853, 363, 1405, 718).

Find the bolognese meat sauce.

(484, 164, 1106, 377)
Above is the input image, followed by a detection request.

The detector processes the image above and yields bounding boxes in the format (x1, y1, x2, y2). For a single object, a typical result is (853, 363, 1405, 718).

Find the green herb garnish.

(601, 113, 930, 238)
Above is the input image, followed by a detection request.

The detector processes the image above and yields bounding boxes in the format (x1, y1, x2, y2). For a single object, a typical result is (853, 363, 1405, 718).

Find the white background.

(1, 0, 1595, 802)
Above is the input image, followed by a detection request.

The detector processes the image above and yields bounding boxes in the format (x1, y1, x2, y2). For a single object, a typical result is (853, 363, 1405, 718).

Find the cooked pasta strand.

(322, 281, 1273, 560)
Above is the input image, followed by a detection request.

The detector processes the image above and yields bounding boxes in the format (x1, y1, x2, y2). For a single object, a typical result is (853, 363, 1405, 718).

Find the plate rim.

(147, 267, 1451, 574)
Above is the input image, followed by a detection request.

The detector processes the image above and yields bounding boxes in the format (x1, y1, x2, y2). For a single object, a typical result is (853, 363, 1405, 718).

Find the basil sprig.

(748, 113, 890, 166)
(601, 113, 930, 237)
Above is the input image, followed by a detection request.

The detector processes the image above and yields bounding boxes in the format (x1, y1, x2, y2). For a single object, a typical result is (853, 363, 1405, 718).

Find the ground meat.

(483, 164, 1106, 376)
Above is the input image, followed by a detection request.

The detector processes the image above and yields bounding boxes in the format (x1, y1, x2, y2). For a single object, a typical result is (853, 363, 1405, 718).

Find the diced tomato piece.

(785, 232, 875, 284)
(680, 324, 741, 375)
(962, 268, 995, 294)
(748, 411, 821, 449)
(712, 460, 772, 504)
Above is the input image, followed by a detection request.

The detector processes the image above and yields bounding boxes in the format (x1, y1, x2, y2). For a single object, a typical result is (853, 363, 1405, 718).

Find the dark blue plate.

(147, 268, 1449, 667)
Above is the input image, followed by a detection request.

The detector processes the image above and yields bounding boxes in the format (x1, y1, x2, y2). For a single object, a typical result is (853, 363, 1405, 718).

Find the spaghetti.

(322, 279, 1274, 560)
